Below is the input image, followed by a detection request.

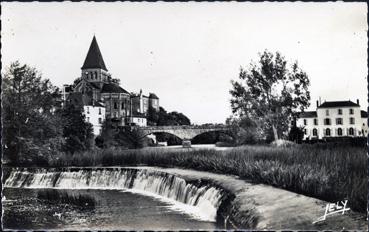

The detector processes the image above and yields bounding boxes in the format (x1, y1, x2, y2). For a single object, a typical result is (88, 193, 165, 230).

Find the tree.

(61, 104, 94, 154)
(95, 119, 117, 148)
(288, 125, 305, 144)
(2, 61, 63, 164)
(148, 106, 191, 126)
(226, 116, 261, 145)
(147, 106, 159, 126)
(230, 50, 310, 141)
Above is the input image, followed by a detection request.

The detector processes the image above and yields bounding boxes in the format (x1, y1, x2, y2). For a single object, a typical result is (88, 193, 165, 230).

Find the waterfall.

(4, 168, 225, 222)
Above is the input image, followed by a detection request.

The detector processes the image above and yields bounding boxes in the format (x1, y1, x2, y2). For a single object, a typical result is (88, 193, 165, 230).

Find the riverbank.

(30, 144, 367, 214)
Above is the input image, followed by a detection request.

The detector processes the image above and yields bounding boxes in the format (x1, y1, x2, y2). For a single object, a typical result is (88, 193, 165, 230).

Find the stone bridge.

(137, 125, 232, 147)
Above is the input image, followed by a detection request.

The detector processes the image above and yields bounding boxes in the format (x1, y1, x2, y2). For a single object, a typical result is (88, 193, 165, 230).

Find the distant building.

(63, 36, 159, 135)
(296, 99, 368, 140)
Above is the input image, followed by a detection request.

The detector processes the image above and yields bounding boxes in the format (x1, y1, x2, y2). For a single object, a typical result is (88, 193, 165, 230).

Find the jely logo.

(313, 200, 350, 224)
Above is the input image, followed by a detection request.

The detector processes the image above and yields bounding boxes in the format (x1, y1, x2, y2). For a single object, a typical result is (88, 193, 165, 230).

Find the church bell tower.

(81, 36, 110, 85)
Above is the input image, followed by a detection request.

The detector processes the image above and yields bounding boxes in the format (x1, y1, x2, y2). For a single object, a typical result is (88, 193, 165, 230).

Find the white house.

(296, 100, 368, 140)
(130, 115, 147, 127)
(83, 103, 106, 136)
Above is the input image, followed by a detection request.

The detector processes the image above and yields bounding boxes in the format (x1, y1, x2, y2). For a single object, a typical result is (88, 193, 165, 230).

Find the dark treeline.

(2, 62, 95, 165)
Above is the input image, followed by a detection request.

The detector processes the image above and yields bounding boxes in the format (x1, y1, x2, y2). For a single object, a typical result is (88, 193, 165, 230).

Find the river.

(2, 167, 225, 230)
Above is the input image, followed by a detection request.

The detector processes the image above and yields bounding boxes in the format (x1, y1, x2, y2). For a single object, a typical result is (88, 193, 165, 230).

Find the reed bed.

(48, 144, 367, 213)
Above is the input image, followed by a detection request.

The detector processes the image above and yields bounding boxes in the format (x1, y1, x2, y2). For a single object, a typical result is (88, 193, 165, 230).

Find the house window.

(314, 119, 318, 125)
(325, 128, 331, 136)
(98, 118, 102, 124)
(121, 102, 125, 109)
(349, 117, 355, 124)
(336, 118, 342, 125)
(324, 118, 331, 125)
(114, 102, 118, 109)
(303, 119, 307, 126)
(313, 128, 318, 136)
(349, 127, 354, 136)
(86, 117, 90, 122)
(337, 128, 342, 136)
(326, 110, 329, 116)
(87, 107, 90, 114)
(114, 112, 118, 118)
(304, 129, 307, 135)
(349, 109, 354, 114)
(99, 108, 101, 115)
(338, 109, 342, 115)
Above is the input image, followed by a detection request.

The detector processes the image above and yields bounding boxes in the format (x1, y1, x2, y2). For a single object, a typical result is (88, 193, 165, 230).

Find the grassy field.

(41, 144, 368, 213)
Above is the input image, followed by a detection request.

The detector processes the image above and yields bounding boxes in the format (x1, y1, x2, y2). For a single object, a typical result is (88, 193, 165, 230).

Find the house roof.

(101, 83, 129, 94)
(149, 93, 159, 99)
(361, 110, 368, 118)
(298, 111, 317, 118)
(89, 81, 101, 89)
(81, 36, 108, 71)
(66, 92, 92, 107)
(318, 100, 359, 108)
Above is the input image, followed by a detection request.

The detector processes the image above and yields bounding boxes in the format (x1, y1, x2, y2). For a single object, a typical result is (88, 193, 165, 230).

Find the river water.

(2, 168, 224, 230)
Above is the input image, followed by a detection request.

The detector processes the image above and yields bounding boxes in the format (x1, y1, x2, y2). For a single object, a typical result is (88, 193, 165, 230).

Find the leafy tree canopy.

(2, 61, 63, 164)
(230, 50, 310, 141)
(148, 106, 191, 126)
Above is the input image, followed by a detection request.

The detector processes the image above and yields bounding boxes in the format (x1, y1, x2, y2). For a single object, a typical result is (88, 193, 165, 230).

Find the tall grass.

(47, 144, 367, 213)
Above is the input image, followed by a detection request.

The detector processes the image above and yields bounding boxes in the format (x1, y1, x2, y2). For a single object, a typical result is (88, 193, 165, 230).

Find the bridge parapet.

(140, 125, 229, 131)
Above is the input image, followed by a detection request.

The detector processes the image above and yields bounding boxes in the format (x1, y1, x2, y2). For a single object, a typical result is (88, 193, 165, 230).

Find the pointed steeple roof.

(81, 36, 108, 71)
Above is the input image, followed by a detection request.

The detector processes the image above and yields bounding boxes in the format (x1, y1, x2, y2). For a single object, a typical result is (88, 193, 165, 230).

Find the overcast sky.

(2, 2, 367, 124)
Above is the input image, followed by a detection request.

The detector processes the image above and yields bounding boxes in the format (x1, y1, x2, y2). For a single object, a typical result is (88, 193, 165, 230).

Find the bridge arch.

(137, 126, 232, 147)
(145, 131, 183, 145)
(191, 130, 234, 143)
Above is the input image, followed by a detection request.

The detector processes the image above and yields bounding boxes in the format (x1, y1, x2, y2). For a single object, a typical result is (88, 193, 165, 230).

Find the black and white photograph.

(1, 2, 368, 230)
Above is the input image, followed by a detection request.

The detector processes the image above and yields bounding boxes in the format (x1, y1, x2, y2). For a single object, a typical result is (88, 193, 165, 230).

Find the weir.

(4, 168, 226, 222)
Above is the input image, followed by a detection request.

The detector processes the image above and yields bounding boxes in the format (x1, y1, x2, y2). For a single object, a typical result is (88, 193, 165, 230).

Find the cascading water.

(4, 168, 225, 222)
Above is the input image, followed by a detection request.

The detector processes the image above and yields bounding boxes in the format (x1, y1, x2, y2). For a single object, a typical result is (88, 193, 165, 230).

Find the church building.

(63, 36, 160, 135)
